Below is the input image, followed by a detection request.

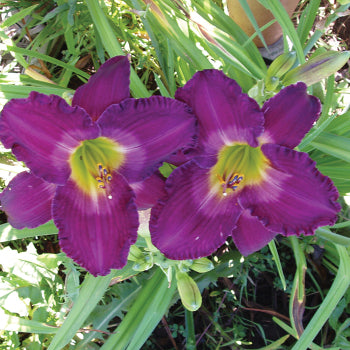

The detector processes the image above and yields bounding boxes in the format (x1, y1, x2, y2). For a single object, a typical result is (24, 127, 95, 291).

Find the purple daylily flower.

(0, 56, 197, 276)
(150, 69, 341, 259)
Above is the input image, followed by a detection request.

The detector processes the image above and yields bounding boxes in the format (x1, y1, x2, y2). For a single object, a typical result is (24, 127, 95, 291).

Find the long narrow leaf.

(76, 284, 142, 349)
(0, 309, 58, 334)
(259, 0, 304, 63)
(311, 132, 350, 163)
(0, 221, 58, 243)
(1, 4, 39, 28)
(297, 0, 321, 46)
(0, 83, 72, 101)
(292, 245, 350, 350)
(298, 114, 336, 150)
(47, 272, 116, 350)
(191, 0, 266, 72)
(6, 46, 90, 79)
(101, 268, 176, 350)
(85, 0, 150, 98)
(268, 240, 286, 291)
(316, 227, 350, 246)
(238, 0, 267, 48)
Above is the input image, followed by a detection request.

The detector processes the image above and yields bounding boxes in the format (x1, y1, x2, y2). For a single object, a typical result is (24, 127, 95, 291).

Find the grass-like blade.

(0, 221, 58, 243)
(0, 309, 58, 334)
(268, 240, 286, 291)
(311, 132, 350, 162)
(47, 272, 116, 350)
(85, 0, 150, 98)
(101, 268, 176, 350)
(291, 245, 350, 349)
(1, 4, 39, 28)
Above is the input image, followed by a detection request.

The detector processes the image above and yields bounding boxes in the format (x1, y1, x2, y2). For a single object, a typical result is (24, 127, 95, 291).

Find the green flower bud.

(265, 76, 280, 92)
(282, 51, 350, 86)
(266, 51, 297, 79)
(132, 259, 153, 271)
(128, 245, 144, 262)
(190, 258, 214, 273)
(176, 271, 202, 311)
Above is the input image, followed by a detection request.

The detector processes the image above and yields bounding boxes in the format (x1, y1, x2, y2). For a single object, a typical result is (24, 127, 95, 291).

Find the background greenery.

(1, 0, 350, 349)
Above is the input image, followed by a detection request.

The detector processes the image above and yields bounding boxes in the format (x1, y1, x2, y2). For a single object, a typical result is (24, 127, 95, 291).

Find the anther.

(218, 172, 244, 196)
(96, 164, 112, 190)
(226, 173, 244, 190)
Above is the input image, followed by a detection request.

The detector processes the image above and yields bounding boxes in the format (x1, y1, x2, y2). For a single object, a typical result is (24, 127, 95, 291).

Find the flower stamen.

(70, 137, 124, 194)
(210, 144, 269, 198)
(96, 163, 112, 189)
(217, 173, 244, 196)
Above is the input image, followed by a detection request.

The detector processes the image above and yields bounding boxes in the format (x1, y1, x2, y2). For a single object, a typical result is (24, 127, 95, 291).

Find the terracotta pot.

(227, 0, 299, 47)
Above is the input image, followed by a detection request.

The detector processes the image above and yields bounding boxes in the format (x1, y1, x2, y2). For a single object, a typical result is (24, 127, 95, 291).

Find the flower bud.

(132, 258, 153, 272)
(128, 245, 144, 262)
(190, 258, 214, 273)
(282, 51, 350, 86)
(176, 271, 202, 311)
(265, 76, 280, 92)
(266, 51, 297, 79)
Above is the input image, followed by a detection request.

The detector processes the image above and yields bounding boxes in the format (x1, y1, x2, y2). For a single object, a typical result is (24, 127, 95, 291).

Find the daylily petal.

(52, 171, 138, 276)
(239, 144, 340, 236)
(131, 171, 166, 210)
(98, 96, 197, 183)
(175, 69, 264, 154)
(0, 92, 99, 184)
(0, 172, 56, 229)
(150, 160, 242, 260)
(72, 56, 130, 121)
(231, 209, 277, 256)
(260, 82, 321, 148)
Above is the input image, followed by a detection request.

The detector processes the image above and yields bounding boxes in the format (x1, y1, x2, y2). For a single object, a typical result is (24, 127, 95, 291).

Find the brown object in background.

(227, 0, 299, 47)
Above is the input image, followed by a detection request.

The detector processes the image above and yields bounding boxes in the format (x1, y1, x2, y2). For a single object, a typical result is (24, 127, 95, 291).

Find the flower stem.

(185, 309, 197, 350)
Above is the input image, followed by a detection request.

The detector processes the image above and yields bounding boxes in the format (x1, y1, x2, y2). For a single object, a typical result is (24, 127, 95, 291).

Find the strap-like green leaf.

(0, 312, 57, 334)
(311, 132, 350, 163)
(292, 245, 350, 349)
(1, 4, 39, 29)
(0, 221, 58, 243)
(85, 0, 150, 98)
(101, 268, 176, 350)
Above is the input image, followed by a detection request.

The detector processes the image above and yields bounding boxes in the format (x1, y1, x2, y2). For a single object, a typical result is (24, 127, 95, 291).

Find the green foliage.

(1, 0, 350, 348)
(0, 243, 62, 347)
